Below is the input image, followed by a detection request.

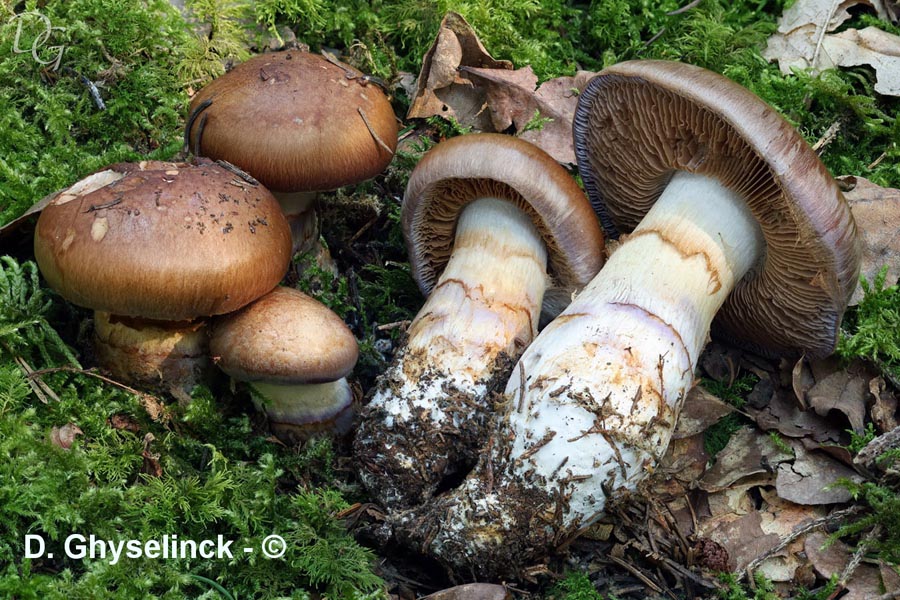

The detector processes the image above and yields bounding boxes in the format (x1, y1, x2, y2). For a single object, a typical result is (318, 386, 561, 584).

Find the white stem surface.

(357, 197, 549, 506)
(374, 197, 548, 424)
(409, 172, 765, 573)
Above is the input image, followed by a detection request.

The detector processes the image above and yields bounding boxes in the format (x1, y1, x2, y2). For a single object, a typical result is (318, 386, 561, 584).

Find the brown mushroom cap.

(210, 286, 359, 384)
(403, 133, 605, 317)
(34, 160, 292, 321)
(186, 51, 398, 193)
(573, 60, 860, 358)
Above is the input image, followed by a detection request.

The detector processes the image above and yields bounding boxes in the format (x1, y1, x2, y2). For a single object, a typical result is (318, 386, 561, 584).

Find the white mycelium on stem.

(358, 197, 549, 506)
(397, 171, 765, 576)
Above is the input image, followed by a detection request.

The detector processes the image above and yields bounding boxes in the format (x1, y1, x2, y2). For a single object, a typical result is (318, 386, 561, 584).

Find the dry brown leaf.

(699, 510, 780, 571)
(406, 12, 512, 131)
(765, 0, 900, 97)
(869, 375, 899, 432)
(699, 341, 745, 383)
(755, 488, 826, 583)
(460, 66, 598, 163)
(700, 427, 793, 493)
(807, 369, 870, 434)
(805, 531, 900, 600)
(50, 423, 83, 450)
(821, 27, 900, 96)
(840, 176, 900, 303)
(141, 432, 162, 477)
(750, 387, 843, 443)
(653, 433, 709, 498)
(791, 357, 815, 409)
(673, 385, 736, 439)
(775, 442, 863, 505)
(108, 413, 141, 433)
(773, 0, 889, 36)
(406, 12, 598, 163)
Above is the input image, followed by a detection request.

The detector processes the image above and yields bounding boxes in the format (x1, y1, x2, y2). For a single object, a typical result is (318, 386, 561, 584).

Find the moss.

(0, 0, 190, 227)
(547, 571, 607, 600)
(701, 374, 757, 460)
(0, 258, 385, 598)
(838, 267, 900, 381)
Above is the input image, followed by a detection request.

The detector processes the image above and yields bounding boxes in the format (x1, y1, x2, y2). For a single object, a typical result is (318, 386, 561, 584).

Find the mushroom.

(209, 286, 359, 443)
(33, 159, 292, 398)
(392, 61, 861, 578)
(354, 133, 604, 508)
(184, 51, 398, 255)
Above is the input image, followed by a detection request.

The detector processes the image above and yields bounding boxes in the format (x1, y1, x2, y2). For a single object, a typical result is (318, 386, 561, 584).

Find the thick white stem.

(401, 172, 765, 576)
(357, 197, 548, 506)
(403, 197, 549, 398)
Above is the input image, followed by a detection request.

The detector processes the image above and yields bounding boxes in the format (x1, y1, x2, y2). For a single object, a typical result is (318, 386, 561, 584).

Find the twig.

(826, 524, 882, 600)
(358, 107, 394, 155)
(183, 98, 212, 154)
(15, 355, 59, 403)
(812, 121, 842, 154)
(348, 214, 379, 244)
(855, 424, 900, 470)
(375, 320, 411, 332)
(642, 27, 666, 49)
(812, 0, 840, 68)
(28, 365, 154, 399)
(741, 505, 865, 578)
(607, 555, 665, 594)
(867, 152, 887, 170)
(215, 160, 259, 186)
(667, 0, 703, 16)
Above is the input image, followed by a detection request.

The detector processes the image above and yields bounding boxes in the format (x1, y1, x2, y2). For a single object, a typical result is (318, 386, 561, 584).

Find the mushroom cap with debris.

(185, 51, 399, 193)
(33, 159, 292, 321)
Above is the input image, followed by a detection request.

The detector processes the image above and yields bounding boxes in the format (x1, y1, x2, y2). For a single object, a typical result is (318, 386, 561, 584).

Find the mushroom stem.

(93, 311, 211, 402)
(356, 197, 549, 507)
(394, 171, 764, 577)
(249, 378, 355, 442)
(271, 190, 319, 256)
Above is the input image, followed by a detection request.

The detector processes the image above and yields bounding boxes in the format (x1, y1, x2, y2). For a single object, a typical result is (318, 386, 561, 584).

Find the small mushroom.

(185, 51, 398, 256)
(210, 286, 359, 443)
(393, 61, 861, 578)
(33, 160, 291, 399)
(354, 134, 604, 508)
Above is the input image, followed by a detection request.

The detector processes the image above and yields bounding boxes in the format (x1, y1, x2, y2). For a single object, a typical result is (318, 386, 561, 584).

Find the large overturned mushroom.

(33, 160, 292, 399)
(185, 51, 398, 255)
(393, 61, 861, 578)
(354, 133, 604, 509)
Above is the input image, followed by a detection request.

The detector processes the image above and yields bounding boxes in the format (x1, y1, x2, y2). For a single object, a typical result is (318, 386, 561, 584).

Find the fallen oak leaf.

(805, 531, 900, 600)
(406, 11, 512, 131)
(839, 175, 900, 304)
(460, 66, 598, 164)
(807, 368, 870, 434)
(771, 0, 890, 37)
(775, 441, 864, 505)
